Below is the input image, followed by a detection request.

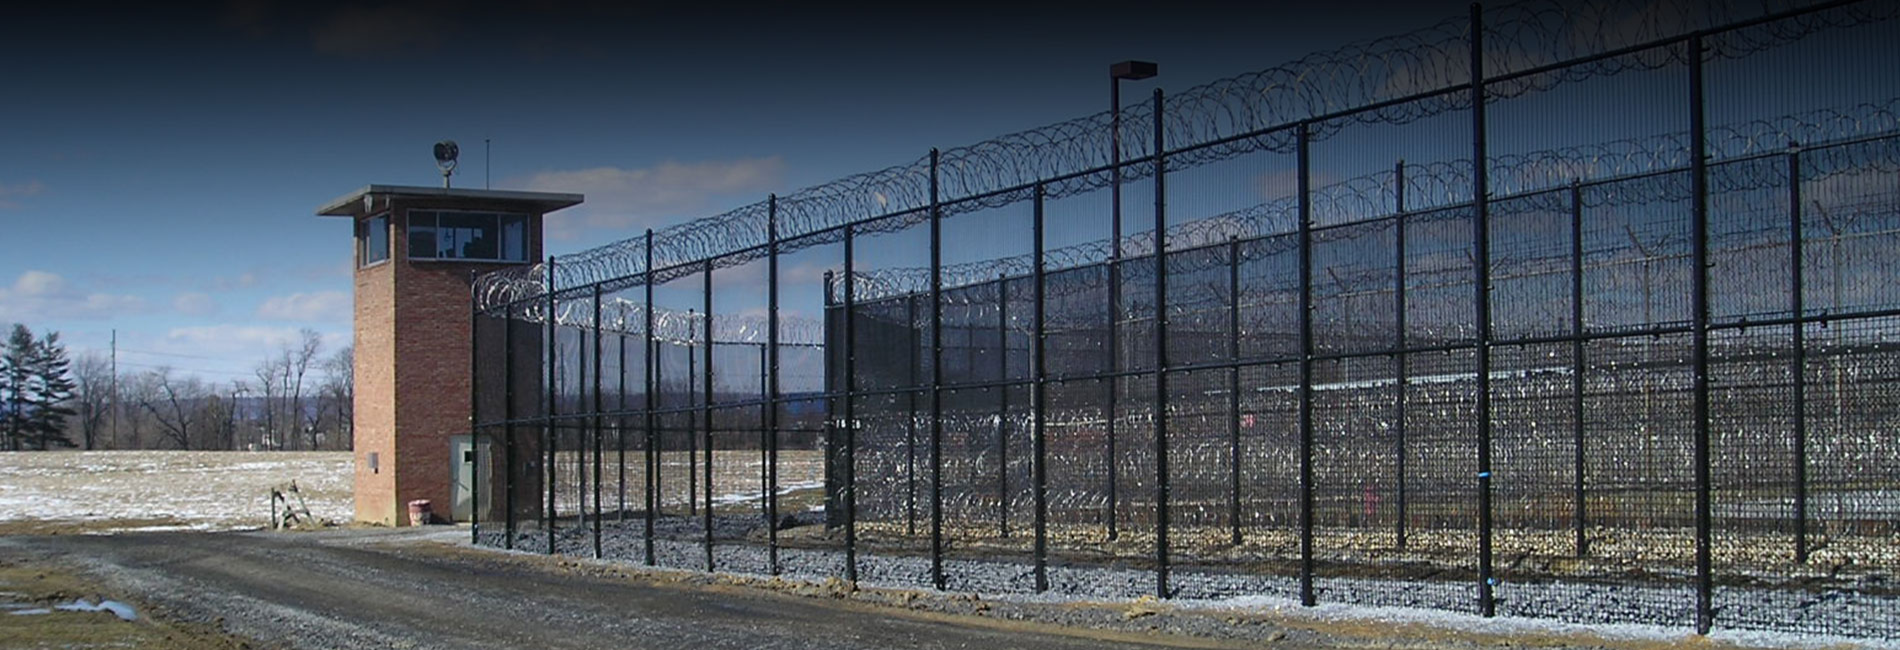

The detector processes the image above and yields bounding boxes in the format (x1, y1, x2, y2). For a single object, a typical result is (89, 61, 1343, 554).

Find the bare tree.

(136, 368, 209, 450)
(286, 329, 322, 450)
(253, 356, 286, 450)
(118, 370, 159, 449)
(70, 352, 113, 450)
(318, 345, 353, 450)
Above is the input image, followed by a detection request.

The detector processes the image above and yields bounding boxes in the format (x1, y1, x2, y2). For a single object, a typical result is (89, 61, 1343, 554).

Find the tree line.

(3, 323, 353, 452)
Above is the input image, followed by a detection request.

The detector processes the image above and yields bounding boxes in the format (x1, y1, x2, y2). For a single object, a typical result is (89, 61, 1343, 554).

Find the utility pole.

(110, 329, 118, 449)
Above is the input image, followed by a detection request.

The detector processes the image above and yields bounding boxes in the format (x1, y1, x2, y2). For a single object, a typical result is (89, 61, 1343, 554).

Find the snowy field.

(0, 451, 353, 532)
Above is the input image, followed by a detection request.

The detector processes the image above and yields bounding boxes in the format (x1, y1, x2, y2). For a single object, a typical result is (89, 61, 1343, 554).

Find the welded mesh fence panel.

(468, 0, 1900, 640)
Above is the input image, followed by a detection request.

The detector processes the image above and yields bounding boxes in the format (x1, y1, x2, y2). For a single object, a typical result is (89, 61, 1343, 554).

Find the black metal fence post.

(469, 271, 481, 545)
(1789, 143, 1809, 565)
(752, 345, 760, 528)
(703, 262, 717, 572)
(1107, 92, 1124, 546)
(1688, 34, 1714, 636)
(654, 325, 665, 520)
(1152, 86, 1172, 600)
(504, 300, 517, 549)
(1394, 160, 1408, 553)
(1297, 121, 1316, 608)
(929, 149, 947, 591)
(767, 195, 782, 576)
(844, 223, 860, 584)
(1032, 182, 1050, 593)
(618, 332, 627, 522)
(1568, 181, 1588, 558)
(1228, 235, 1243, 547)
(592, 283, 604, 559)
(546, 256, 558, 556)
(688, 311, 698, 519)
(578, 287, 589, 551)
(644, 230, 657, 566)
(998, 273, 1011, 539)
(1470, 2, 1497, 618)
(907, 297, 920, 537)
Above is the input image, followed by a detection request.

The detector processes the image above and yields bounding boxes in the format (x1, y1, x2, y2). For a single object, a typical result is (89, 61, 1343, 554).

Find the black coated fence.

(469, 0, 1900, 641)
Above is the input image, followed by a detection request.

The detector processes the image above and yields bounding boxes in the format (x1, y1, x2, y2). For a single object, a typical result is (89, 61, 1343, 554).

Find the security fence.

(469, 0, 1900, 640)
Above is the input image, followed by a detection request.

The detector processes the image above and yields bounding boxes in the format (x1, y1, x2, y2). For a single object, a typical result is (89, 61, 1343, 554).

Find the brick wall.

(353, 204, 543, 526)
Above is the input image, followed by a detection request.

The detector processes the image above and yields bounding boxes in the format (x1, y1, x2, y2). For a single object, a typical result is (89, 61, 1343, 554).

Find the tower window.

(407, 210, 528, 262)
(357, 214, 390, 267)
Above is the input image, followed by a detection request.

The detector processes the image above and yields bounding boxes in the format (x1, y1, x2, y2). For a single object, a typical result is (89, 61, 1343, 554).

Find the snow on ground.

(0, 450, 353, 531)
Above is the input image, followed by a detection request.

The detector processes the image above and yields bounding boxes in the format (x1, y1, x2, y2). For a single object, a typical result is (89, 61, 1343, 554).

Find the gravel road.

(0, 528, 1297, 650)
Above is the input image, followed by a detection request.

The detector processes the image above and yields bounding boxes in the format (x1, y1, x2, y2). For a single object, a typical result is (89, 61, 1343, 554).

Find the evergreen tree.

(2, 324, 30, 451)
(1, 324, 77, 450)
(29, 330, 77, 449)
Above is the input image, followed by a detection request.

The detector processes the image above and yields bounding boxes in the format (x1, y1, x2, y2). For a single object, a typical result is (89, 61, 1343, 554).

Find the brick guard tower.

(318, 185, 581, 526)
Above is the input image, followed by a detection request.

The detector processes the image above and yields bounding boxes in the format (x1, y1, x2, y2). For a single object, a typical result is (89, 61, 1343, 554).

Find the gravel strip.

(480, 518, 1900, 644)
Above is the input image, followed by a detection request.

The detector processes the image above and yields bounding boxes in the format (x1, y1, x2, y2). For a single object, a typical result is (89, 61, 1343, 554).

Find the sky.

(0, 0, 1482, 384)
(11, 0, 1890, 389)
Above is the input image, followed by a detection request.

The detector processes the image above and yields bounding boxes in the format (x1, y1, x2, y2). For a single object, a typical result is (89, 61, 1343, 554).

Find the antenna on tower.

(434, 140, 460, 189)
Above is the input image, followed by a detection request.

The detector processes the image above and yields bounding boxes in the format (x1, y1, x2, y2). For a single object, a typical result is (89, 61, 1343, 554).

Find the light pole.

(1106, 60, 1157, 541)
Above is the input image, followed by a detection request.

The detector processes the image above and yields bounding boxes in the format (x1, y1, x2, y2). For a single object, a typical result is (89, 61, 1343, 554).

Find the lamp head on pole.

(1110, 60, 1158, 80)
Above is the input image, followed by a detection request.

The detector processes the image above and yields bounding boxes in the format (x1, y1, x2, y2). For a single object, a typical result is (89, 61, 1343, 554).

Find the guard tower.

(317, 183, 581, 526)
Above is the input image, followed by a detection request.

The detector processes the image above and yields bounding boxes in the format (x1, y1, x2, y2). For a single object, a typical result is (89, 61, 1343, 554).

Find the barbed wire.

(473, 0, 1897, 311)
(839, 98, 1900, 304)
(499, 297, 825, 346)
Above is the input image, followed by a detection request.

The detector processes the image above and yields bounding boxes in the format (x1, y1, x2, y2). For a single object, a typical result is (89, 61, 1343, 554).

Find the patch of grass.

(0, 555, 259, 649)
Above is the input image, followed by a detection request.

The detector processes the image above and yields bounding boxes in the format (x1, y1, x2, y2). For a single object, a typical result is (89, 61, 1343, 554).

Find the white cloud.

(521, 157, 785, 241)
(256, 291, 351, 322)
(0, 180, 45, 210)
(14, 269, 68, 296)
(0, 270, 147, 322)
(173, 292, 220, 317)
(159, 325, 350, 375)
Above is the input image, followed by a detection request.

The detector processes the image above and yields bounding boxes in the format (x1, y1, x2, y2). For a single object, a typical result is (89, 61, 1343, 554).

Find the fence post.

(1788, 142, 1808, 565)
(618, 331, 627, 523)
(688, 310, 698, 519)
(930, 149, 947, 591)
(844, 224, 860, 584)
(907, 297, 920, 537)
(504, 298, 517, 549)
(1297, 121, 1316, 608)
(1688, 34, 1714, 636)
(1107, 85, 1124, 546)
(767, 195, 782, 576)
(1152, 86, 1172, 600)
(644, 230, 657, 566)
(592, 282, 604, 559)
(1033, 182, 1050, 592)
(546, 256, 558, 556)
(752, 342, 760, 532)
(1469, 1, 1497, 618)
(469, 271, 481, 546)
(1571, 180, 1588, 558)
(1228, 235, 1243, 547)
(653, 314, 665, 521)
(1394, 160, 1409, 553)
(703, 262, 717, 572)
(577, 285, 588, 553)
(998, 272, 1011, 539)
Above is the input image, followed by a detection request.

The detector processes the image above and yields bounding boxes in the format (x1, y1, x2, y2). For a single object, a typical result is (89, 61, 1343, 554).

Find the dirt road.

(0, 529, 1266, 650)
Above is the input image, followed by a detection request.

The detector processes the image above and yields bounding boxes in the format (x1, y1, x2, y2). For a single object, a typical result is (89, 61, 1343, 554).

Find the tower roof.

(315, 184, 583, 218)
